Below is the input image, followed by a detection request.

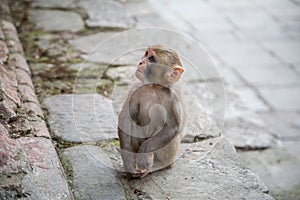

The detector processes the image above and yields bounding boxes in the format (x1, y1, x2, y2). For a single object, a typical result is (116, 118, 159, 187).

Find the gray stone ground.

(150, 0, 300, 199)
(1, 0, 299, 199)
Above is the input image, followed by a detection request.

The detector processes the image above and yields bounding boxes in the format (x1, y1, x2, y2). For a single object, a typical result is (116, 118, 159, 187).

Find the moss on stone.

(59, 153, 75, 192)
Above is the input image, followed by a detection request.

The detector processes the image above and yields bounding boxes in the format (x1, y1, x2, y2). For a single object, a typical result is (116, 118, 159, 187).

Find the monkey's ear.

(174, 66, 185, 74)
(169, 66, 185, 83)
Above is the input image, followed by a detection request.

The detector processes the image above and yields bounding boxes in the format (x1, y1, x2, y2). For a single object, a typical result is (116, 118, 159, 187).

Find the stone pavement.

(150, 0, 300, 199)
(1, 0, 296, 199)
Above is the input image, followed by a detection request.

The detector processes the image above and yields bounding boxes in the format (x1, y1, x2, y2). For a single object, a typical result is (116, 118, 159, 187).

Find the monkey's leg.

(152, 135, 181, 172)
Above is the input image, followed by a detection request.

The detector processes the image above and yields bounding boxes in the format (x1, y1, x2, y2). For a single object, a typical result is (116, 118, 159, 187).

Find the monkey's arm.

(118, 83, 142, 149)
(138, 122, 180, 153)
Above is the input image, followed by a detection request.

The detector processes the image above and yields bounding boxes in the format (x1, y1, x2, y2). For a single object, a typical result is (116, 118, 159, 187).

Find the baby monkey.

(118, 45, 186, 178)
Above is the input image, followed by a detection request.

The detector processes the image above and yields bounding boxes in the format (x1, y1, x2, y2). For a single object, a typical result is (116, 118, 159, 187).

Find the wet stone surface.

(44, 94, 118, 143)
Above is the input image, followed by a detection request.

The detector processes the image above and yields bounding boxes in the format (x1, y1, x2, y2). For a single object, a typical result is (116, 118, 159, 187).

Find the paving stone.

(218, 66, 246, 86)
(239, 148, 300, 200)
(31, 0, 76, 9)
(223, 118, 278, 150)
(69, 62, 111, 94)
(44, 94, 118, 143)
(61, 145, 125, 200)
(28, 9, 84, 32)
(105, 66, 137, 86)
(282, 139, 300, 161)
(182, 82, 222, 142)
(35, 34, 69, 58)
(219, 88, 278, 149)
(228, 11, 277, 31)
(77, 0, 135, 29)
(262, 41, 300, 65)
(239, 25, 291, 42)
(111, 85, 131, 116)
(69, 62, 106, 73)
(204, 42, 280, 69)
(127, 137, 274, 200)
(70, 62, 108, 92)
(69, 32, 114, 54)
(126, 0, 172, 28)
(258, 111, 300, 138)
(258, 86, 300, 110)
(234, 86, 270, 112)
(69, 32, 141, 66)
(0, 124, 72, 199)
(235, 65, 300, 86)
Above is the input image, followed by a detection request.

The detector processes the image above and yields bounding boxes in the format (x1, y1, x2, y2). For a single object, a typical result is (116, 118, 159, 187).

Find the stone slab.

(28, 9, 84, 32)
(105, 66, 137, 86)
(234, 86, 270, 112)
(218, 66, 246, 86)
(239, 148, 300, 200)
(31, 0, 76, 9)
(127, 137, 274, 200)
(69, 32, 141, 66)
(205, 42, 281, 69)
(258, 86, 300, 110)
(258, 111, 300, 138)
(183, 83, 221, 142)
(0, 124, 72, 199)
(35, 34, 68, 57)
(61, 145, 125, 200)
(223, 118, 278, 150)
(44, 94, 118, 143)
(235, 65, 300, 86)
(282, 140, 300, 161)
(77, 0, 135, 29)
(262, 40, 300, 65)
(221, 87, 277, 149)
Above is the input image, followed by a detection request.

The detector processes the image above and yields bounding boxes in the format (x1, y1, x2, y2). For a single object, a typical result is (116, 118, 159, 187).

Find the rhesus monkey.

(118, 45, 186, 178)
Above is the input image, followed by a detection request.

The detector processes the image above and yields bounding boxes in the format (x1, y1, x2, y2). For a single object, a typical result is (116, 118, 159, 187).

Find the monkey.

(118, 45, 186, 178)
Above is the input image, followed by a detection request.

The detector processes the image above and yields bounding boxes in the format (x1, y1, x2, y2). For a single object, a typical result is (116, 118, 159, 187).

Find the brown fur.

(118, 45, 186, 178)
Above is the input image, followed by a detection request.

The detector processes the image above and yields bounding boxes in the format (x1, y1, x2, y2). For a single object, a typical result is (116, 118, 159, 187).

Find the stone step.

(45, 94, 274, 199)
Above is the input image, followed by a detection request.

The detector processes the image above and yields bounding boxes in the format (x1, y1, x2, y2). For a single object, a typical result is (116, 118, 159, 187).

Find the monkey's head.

(136, 45, 184, 84)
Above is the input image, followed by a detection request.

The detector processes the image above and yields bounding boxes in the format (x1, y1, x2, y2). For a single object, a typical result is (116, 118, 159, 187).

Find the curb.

(0, 2, 73, 199)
